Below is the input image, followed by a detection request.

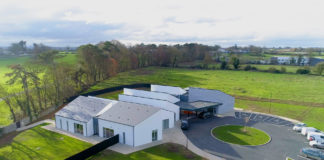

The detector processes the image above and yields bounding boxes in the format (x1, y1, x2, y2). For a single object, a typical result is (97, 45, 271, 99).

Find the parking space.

(183, 112, 309, 160)
(235, 111, 294, 127)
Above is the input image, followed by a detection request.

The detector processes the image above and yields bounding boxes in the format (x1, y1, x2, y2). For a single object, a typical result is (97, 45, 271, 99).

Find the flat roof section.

(176, 101, 222, 111)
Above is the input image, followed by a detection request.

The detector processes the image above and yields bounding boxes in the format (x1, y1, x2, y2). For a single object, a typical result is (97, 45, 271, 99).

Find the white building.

(55, 84, 235, 147)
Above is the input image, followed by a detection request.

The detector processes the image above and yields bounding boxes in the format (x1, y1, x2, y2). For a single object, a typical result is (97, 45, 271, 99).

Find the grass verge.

(211, 125, 270, 146)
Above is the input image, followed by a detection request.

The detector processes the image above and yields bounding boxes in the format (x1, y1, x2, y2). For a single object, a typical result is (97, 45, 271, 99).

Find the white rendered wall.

(151, 84, 186, 96)
(124, 88, 180, 103)
(55, 115, 89, 136)
(119, 94, 180, 121)
(98, 119, 134, 146)
(134, 109, 174, 146)
(188, 88, 235, 114)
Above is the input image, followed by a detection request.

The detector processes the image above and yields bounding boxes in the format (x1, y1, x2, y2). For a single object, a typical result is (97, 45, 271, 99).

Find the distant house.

(55, 84, 235, 147)
(270, 56, 309, 65)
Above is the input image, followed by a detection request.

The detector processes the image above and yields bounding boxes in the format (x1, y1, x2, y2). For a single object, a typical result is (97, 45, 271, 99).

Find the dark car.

(198, 112, 212, 119)
(181, 119, 190, 130)
(300, 147, 324, 160)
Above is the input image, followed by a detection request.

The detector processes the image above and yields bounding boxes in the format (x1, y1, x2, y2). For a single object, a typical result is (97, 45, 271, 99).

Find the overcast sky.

(1, 0, 324, 47)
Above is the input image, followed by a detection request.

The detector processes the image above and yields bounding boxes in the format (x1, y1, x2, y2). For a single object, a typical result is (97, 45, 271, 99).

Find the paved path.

(42, 123, 105, 144)
(16, 119, 55, 132)
(185, 114, 308, 160)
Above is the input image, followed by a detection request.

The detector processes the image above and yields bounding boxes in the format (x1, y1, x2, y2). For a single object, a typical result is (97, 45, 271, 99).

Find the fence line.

(65, 134, 119, 160)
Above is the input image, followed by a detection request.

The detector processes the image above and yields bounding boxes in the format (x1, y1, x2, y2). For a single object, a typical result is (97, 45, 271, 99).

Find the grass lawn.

(211, 125, 270, 145)
(0, 123, 92, 160)
(89, 143, 205, 160)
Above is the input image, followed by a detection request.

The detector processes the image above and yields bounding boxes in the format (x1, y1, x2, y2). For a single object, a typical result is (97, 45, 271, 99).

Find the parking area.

(235, 111, 295, 127)
(183, 111, 311, 160)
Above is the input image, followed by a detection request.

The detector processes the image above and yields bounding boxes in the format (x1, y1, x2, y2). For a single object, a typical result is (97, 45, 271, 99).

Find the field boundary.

(235, 95, 324, 108)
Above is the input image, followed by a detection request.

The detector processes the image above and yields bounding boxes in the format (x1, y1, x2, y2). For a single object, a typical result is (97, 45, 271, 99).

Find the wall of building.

(119, 94, 179, 121)
(55, 115, 88, 136)
(151, 84, 186, 96)
(98, 119, 134, 146)
(134, 109, 174, 146)
(188, 88, 234, 114)
(124, 88, 180, 103)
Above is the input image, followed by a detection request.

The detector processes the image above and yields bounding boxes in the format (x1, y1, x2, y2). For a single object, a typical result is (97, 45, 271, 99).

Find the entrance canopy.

(176, 101, 222, 112)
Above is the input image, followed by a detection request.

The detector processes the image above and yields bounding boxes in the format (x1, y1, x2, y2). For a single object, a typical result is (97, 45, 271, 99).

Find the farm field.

(0, 54, 78, 126)
(246, 64, 313, 73)
(0, 54, 78, 86)
(88, 67, 324, 130)
(87, 67, 324, 104)
(0, 123, 92, 160)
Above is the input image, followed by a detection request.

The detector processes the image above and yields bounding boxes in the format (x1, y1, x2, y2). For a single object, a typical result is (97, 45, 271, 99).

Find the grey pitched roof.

(55, 96, 113, 122)
(97, 101, 160, 126)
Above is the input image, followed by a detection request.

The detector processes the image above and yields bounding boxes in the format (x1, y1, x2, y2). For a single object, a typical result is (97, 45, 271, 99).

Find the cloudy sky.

(1, 0, 324, 47)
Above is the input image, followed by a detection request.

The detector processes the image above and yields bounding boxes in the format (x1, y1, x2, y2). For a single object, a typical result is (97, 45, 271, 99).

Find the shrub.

(220, 61, 228, 70)
(268, 67, 280, 73)
(244, 65, 258, 71)
(280, 67, 286, 73)
(296, 67, 311, 74)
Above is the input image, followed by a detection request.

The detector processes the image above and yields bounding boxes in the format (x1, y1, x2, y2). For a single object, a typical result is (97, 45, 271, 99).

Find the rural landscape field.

(1, 0, 324, 159)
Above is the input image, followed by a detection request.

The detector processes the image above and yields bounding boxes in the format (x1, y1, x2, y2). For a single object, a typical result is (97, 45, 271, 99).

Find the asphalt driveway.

(183, 112, 309, 160)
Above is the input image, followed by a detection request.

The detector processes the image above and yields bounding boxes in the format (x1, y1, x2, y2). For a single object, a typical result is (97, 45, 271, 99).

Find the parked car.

(302, 127, 320, 136)
(293, 123, 306, 132)
(310, 140, 324, 149)
(181, 119, 190, 130)
(300, 147, 324, 160)
(308, 132, 324, 141)
(198, 112, 212, 119)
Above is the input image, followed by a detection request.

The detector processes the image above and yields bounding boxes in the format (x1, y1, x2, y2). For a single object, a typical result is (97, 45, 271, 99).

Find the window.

(74, 123, 84, 135)
(163, 119, 169, 129)
(152, 130, 158, 141)
(66, 121, 69, 131)
(60, 119, 62, 129)
(103, 128, 114, 138)
(123, 132, 126, 144)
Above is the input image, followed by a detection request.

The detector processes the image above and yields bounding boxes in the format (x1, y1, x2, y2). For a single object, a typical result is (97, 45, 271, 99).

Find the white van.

(301, 127, 319, 136)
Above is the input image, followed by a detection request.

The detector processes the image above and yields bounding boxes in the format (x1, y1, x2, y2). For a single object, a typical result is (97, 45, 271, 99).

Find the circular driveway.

(182, 112, 309, 160)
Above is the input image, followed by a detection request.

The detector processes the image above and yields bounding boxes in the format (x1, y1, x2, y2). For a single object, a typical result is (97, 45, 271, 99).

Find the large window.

(66, 121, 69, 131)
(152, 129, 158, 141)
(74, 123, 84, 135)
(163, 119, 169, 129)
(103, 128, 114, 138)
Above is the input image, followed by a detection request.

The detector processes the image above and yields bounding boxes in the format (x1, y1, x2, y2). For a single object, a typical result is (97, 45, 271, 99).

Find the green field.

(211, 125, 270, 145)
(0, 54, 78, 86)
(88, 67, 324, 130)
(87, 67, 324, 104)
(0, 123, 92, 160)
(0, 54, 78, 126)
(90, 143, 205, 160)
(245, 64, 314, 73)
